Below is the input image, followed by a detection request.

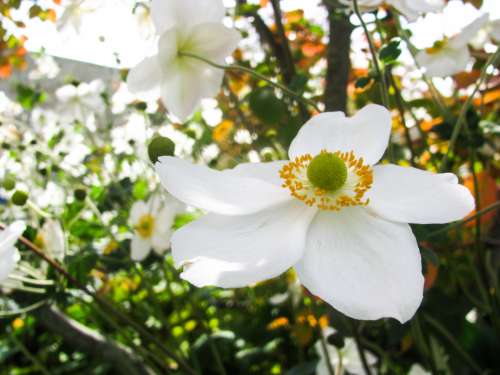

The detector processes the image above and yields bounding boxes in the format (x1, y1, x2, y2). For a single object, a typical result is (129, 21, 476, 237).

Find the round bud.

(307, 152, 347, 192)
(74, 188, 87, 201)
(2, 175, 16, 191)
(148, 136, 175, 163)
(12, 190, 28, 206)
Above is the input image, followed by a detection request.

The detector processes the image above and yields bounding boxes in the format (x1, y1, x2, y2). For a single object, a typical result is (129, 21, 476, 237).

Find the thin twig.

(352, 0, 389, 108)
(179, 52, 320, 112)
(440, 47, 500, 172)
(423, 201, 500, 239)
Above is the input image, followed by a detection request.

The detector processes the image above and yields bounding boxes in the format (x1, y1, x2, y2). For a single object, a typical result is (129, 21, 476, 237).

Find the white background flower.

(415, 13, 489, 77)
(55, 80, 105, 123)
(156, 104, 474, 323)
(408, 364, 431, 375)
(38, 219, 66, 261)
(315, 333, 377, 375)
(340, 0, 444, 21)
(127, 0, 241, 121)
(129, 195, 182, 261)
(0, 221, 26, 283)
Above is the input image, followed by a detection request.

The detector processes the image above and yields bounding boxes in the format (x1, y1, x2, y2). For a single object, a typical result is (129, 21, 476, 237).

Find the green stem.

(349, 319, 372, 375)
(440, 47, 500, 172)
(411, 315, 438, 373)
(352, 0, 389, 109)
(317, 325, 336, 375)
(179, 52, 320, 112)
(423, 314, 482, 374)
(9, 330, 52, 375)
(423, 200, 500, 239)
(0, 300, 48, 318)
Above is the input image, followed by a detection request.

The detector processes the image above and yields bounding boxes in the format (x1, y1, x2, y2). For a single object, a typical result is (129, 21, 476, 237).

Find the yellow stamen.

(279, 150, 373, 211)
(135, 214, 155, 238)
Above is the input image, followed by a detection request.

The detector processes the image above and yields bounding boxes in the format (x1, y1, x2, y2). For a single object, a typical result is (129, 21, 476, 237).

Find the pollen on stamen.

(279, 150, 373, 211)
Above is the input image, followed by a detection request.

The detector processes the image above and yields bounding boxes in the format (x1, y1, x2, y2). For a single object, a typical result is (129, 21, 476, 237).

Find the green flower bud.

(2, 175, 16, 191)
(307, 152, 347, 192)
(74, 188, 87, 201)
(12, 190, 29, 206)
(148, 136, 175, 163)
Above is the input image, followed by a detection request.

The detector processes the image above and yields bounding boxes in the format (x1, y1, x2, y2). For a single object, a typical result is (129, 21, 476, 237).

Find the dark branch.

(324, 3, 353, 112)
(36, 304, 153, 375)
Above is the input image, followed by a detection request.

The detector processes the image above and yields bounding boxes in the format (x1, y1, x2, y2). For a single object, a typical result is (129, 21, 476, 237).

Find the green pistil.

(307, 152, 347, 192)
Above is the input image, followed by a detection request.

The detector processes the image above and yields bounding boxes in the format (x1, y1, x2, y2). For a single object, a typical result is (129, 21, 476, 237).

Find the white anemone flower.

(37, 219, 66, 261)
(315, 335, 377, 375)
(126, 0, 241, 121)
(55, 80, 105, 123)
(57, 0, 103, 33)
(340, 0, 444, 22)
(415, 14, 490, 77)
(0, 221, 26, 283)
(129, 195, 181, 261)
(155, 104, 474, 322)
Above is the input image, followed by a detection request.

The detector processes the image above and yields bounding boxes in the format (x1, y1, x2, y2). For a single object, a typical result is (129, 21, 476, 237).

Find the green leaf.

(379, 39, 402, 64)
(67, 252, 98, 284)
(132, 179, 148, 200)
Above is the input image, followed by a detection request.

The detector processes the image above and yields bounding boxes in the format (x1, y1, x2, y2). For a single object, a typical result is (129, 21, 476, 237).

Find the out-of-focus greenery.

(0, 0, 499, 374)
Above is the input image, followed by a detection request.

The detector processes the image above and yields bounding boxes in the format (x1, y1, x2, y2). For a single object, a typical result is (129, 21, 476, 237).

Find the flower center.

(307, 152, 347, 192)
(279, 150, 373, 211)
(425, 38, 448, 54)
(136, 214, 155, 239)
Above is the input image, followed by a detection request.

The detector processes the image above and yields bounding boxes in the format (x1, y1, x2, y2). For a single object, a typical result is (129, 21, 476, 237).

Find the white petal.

(159, 58, 221, 121)
(126, 55, 162, 95)
(389, 0, 444, 22)
(172, 201, 316, 288)
(342, 338, 378, 373)
(449, 13, 489, 49)
(130, 236, 151, 261)
(230, 161, 288, 186)
(129, 201, 148, 225)
(367, 164, 475, 224)
(188, 23, 241, 63)
(289, 104, 392, 165)
(490, 19, 500, 42)
(155, 156, 291, 215)
(296, 207, 424, 323)
(0, 247, 20, 283)
(338, 0, 382, 12)
(0, 221, 26, 251)
(151, 230, 172, 256)
(151, 0, 225, 35)
(408, 364, 431, 375)
(416, 48, 470, 77)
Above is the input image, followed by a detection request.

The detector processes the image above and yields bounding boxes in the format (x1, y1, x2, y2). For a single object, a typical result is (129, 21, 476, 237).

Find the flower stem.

(423, 200, 500, 239)
(348, 319, 372, 375)
(423, 314, 482, 374)
(9, 329, 52, 375)
(317, 325, 336, 375)
(439, 47, 500, 172)
(352, 0, 389, 109)
(179, 52, 321, 112)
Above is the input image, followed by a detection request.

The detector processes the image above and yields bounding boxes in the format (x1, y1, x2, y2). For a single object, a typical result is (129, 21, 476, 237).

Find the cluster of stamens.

(279, 150, 373, 211)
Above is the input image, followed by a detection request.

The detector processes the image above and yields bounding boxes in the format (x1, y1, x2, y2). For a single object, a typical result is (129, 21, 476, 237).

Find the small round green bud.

(307, 152, 347, 192)
(74, 188, 87, 201)
(2, 175, 16, 191)
(148, 136, 175, 163)
(12, 190, 29, 206)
